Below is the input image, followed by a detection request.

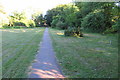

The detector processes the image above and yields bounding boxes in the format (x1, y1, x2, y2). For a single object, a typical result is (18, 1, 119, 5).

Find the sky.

(0, 0, 73, 15)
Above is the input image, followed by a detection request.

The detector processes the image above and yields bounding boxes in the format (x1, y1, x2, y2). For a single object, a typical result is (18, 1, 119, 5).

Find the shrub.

(13, 22, 26, 26)
(13, 26, 23, 28)
(64, 27, 83, 37)
(2, 24, 9, 28)
(2, 25, 12, 28)
(64, 28, 74, 36)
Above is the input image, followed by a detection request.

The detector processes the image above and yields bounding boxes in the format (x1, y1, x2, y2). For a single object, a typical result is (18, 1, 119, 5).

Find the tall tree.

(9, 11, 27, 26)
(32, 12, 44, 27)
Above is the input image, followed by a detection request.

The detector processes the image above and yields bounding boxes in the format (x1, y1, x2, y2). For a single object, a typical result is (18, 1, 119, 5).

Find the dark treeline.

(45, 2, 120, 37)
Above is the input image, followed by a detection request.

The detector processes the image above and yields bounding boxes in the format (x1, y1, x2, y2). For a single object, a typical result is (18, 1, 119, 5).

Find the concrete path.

(28, 28, 64, 78)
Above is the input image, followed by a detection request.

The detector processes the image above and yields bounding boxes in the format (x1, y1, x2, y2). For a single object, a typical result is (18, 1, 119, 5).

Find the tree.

(45, 2, 119, 36)
(10, 11, 27, 21)
(46, 4, 79, 28)
(0, 4, 5, 14)
(8, 11, 36, 27)
(75, 2, 117, 33)
(32, 12, 44, 27)
(81, 12, 106, 32)
(8, 11, 27, 26)
(0, 4, 9, 27)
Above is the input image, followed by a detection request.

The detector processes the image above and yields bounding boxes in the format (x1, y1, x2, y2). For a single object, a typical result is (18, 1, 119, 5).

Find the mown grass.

(2, 28, 45, 78)
(49, 28, 118, 78)
(0, 30, 2, 79)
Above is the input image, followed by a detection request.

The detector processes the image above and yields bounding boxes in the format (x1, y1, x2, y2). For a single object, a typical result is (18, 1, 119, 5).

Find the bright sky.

(0, 0, 72, 15)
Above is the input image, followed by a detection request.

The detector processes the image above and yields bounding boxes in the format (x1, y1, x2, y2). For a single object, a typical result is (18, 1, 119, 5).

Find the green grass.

(2, 28, 45, 78)
(49, 28, 118, 78)
(0, 30, 2, 79)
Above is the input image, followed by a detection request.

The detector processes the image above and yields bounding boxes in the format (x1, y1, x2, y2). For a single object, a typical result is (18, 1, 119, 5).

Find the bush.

(2, 26, 26, 29)
(64, 28, 74, 36)
(2, 24, 9, 28)
(13, 22, 26, 26)
(2, 25, 12, 28)
(13, 26, 25, 28)
(2, 19, 36, 28)
(64, 27, 83, 37)
(81, 12, 106, 33)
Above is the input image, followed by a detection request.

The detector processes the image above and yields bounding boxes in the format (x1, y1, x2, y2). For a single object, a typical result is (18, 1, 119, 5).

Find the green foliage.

(27, 20, 36, 27)
(105, 19, 120, 33)
(13, 26, 25, 29)
(81, 12, 106, 33)
(77, 2, 94, 17)
(51, 21, 56, 28)
(113, 19, 120, 31)
(64, 28, 74, 36)
(9, 11, 27, 27)
(9, 20, 35, 28)
(10, 11, 27, 22)
(31, 11, 42, 20)
(7, 11, 36, 28)
(32, 14, 44, 27)
(51, 19, 58, 28)
(65, 12, 77, 27)
(45, 4, 79, 28)
(45, 4, 67, 26)
(64, 27, 83, 37)
(75, 12, 82, 27)
(0, 4, 9, 27)
(56, 21, 67, 29)
(75, 2, 118, 33)
(13, 22, 26, 26)
(46, 2, 119, 34)
(51, 15, 67, 29)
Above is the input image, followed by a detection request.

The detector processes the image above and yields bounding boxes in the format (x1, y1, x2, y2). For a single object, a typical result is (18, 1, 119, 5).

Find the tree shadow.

(28, 60, 65, 78)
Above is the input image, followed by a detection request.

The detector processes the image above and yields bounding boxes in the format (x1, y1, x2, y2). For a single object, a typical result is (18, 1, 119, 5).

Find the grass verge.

(2, 28, 45, 78)
(49, 28, 118, 78)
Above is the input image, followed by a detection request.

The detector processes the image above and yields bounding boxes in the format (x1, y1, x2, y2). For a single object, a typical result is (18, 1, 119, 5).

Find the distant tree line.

(45, 2, 120, 37)
(0, 5, 46, 28)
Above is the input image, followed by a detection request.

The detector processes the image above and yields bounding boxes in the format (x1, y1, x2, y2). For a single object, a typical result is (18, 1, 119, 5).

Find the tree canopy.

(45, 2, 119, 36)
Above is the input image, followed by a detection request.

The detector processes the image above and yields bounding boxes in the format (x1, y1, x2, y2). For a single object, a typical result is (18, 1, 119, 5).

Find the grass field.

(2, 28, 45, 78)
(49, 28, 118, 78)
(0, 30, 2, 79)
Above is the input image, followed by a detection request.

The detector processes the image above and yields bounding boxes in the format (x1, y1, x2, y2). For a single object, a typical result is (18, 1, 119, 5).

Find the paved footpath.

(28, 28, 65, 78)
